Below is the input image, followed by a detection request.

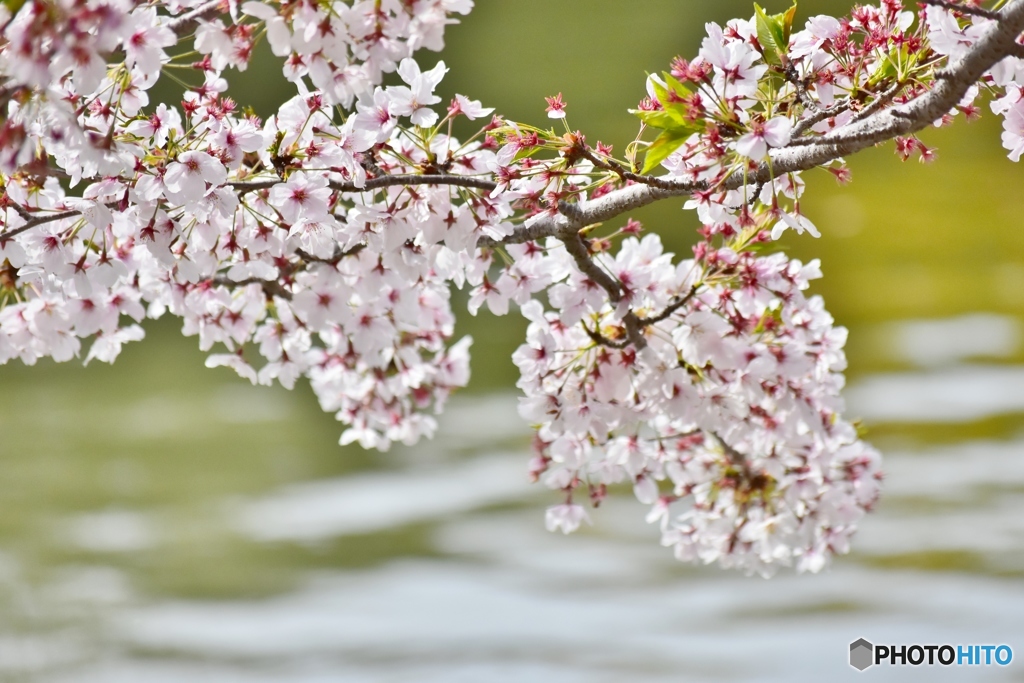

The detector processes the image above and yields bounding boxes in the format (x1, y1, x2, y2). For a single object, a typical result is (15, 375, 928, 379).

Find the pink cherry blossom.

(736, 116, 792, 160)
(269, 173, 332, 224)
(164, 151, 228, 203)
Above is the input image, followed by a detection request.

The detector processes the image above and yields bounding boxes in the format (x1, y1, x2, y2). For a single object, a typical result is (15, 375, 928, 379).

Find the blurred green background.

(1, 1, 1023, 667)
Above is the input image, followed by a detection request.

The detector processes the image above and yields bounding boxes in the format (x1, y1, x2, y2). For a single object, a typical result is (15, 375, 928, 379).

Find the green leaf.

(661, 72, 692, 101)
(648, 77, 672, 110)
(632, 72, 700, 133)
(630, 109, 681, 131)
(1, 0, 26, 13)
(754, 1, 798, 66)
(781, 2, 798, 42)
(649, 73, 691, 112)
(641, 129, 690, 174)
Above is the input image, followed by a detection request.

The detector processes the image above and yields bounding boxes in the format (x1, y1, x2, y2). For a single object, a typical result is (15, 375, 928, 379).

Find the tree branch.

(581, 320, 629, 349)
(920, 0, 1002, 21)
(790, 100, 853, 138)
(0, 208, 84, 240)
(166, 0, 224, 34)
(231, 173, 497, 194)
(296, 244, 364, 264)
(557, 229, 647, 348)
(638, 285, 700, 327)
(497, 0, 1024, 245)
(212, 275, 292, 300)
(471, 1, 1024, 353)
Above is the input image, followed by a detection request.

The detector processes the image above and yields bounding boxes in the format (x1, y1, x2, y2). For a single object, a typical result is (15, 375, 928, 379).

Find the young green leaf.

(634, 73, 699, 132)
(781, 2, 798, 41)
(754, 1, 798, 66)
(631, 109, 682, 131)
(641, 129, 690, 174)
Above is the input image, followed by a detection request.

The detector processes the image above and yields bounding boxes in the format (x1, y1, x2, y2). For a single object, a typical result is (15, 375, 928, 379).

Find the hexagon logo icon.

(850, 638, 874, 671)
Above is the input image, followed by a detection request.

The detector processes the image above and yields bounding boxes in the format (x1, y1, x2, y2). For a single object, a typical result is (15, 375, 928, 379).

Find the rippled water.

(0, 313, 1022, 681)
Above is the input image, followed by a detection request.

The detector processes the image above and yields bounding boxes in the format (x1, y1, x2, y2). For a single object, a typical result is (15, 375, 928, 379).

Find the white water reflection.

(4, 345, 1024, 681)
(13, 398, 1024, 681)
(47, 559, 1024, 683)
(887, 314, 1021, 367)
(106, 558, 1018, 675)
(234, 452, 536, 541)
(845, 365, 1024, 422)
(66, 510, 159, 553)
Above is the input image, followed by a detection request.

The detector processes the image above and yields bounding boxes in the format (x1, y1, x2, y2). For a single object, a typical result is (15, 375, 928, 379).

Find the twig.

(230, 173, 498, 194)
(295, 244, 364, 264)
(0, 209, 83, 240)
(558, 229, 647, 349)
(791, 99, 856, 138)
(920, 0, 1002, 21)
(166, 0, 224, 34)
(711, 431, 755, 482)
(211, 275, 292, 300)
(783, 63, 823, 116)
(332, 174, 497, 193)
(849, 81, 906, 124)
(578, 147, 689, 191)
(638, 285, 700, 327)
(581, 321, 629, 349)
(791, 85, 902, 146)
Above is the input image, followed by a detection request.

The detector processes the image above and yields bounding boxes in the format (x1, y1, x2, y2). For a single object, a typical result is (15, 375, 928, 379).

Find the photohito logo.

(849, 638, 1013, 671)
(850, 639, 873, 671)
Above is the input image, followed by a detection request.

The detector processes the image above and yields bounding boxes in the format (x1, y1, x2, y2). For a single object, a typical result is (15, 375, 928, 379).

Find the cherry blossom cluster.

(0, 0, 472, 172)
(2, 0, 1023, 574)
(924, 3, 1024, 160)
(460, 0, 1023, 572)
(510, 231, 881, 576)
(475, 0, 989, 248)
(240, 0, 472, 107)
(0, 0, 491, 449)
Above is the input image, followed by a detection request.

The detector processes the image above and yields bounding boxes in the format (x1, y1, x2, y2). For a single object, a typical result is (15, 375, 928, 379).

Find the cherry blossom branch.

(166, 0, 224, 34)
(332, 174, 497, 193)
(581, 321, 629, 349)
(212, 275, 293, 300)
(476, 216, 577, 248)
(4, 171, 496, 242)
(576, 146, 677, 188)
(557, 226, 647, 348)
(788, 83, 903, 147)
(0, 209, 84, 240)
(0, 0, 950, 572)
(637, 284, 701, 327)
(499, 0, 1024, 247)
(784, 63, 823, 115)
(921, 0, 1002, 21)
(295, 244, 365, 263)
(790, 98, 856, 137)
(467, 0, 1024, 361)
(231, 174, 497, 194)
(848, 81, 907, 124)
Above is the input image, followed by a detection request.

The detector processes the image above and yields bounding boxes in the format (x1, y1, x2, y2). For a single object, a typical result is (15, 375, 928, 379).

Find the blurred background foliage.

(1, 0, 1022, 605)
